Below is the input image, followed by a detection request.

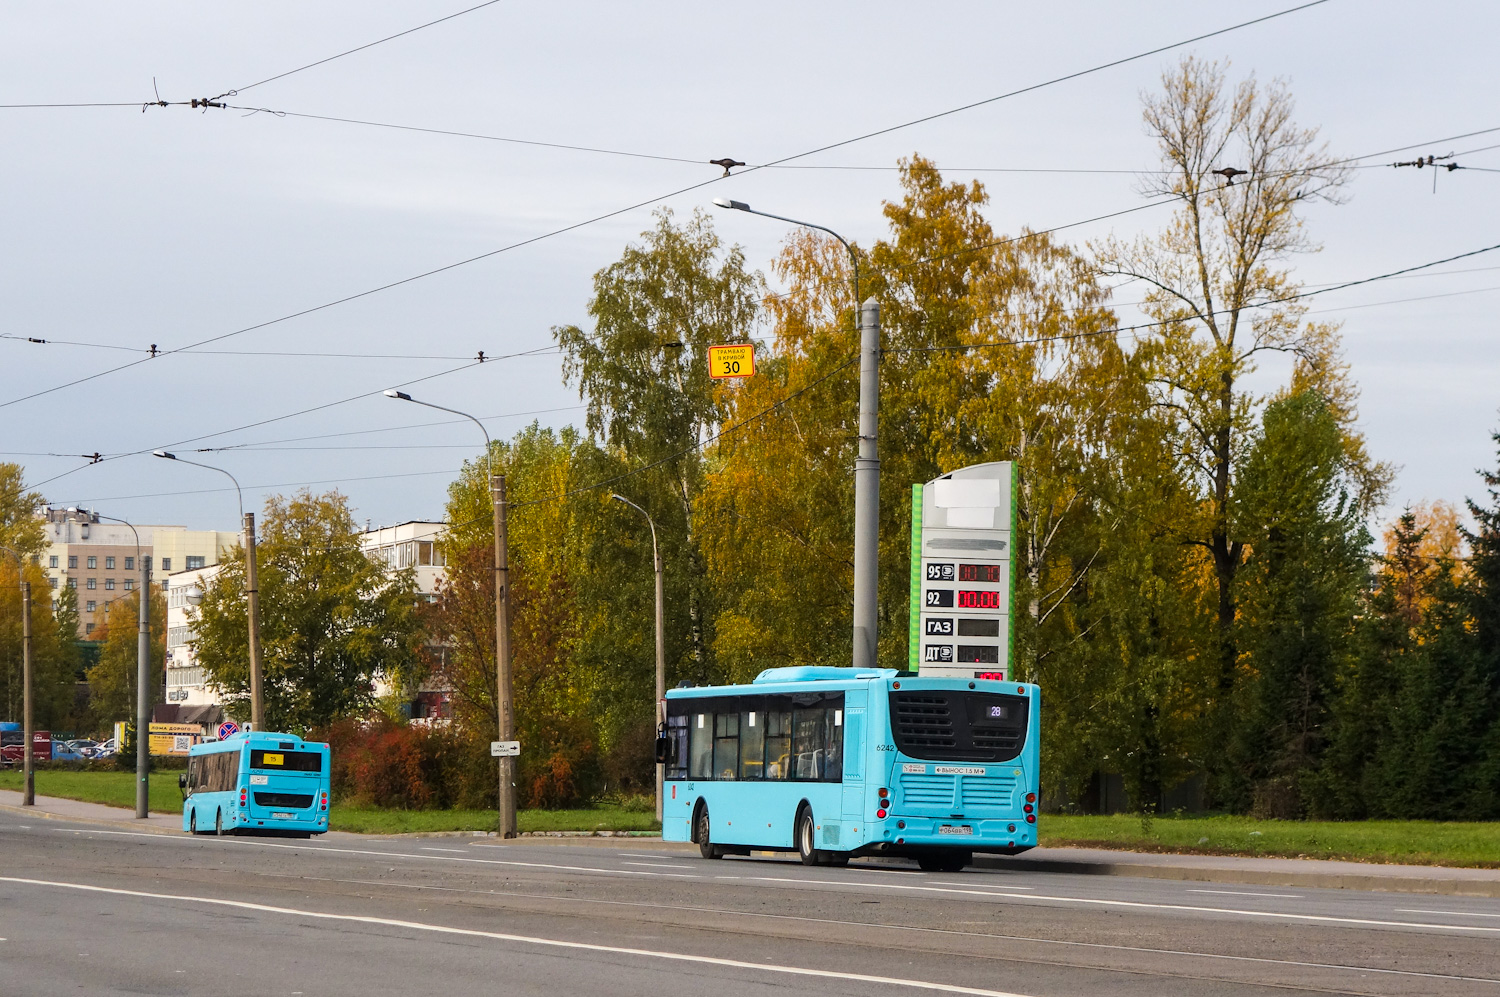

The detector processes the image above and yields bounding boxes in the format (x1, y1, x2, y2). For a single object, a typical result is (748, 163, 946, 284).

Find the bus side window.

(688, 711, 713, 780)
(738, 709, 764, 780)
(713, 712, 739, 781)
(792, 708, 824, 780)
(185, 758, 195, 796)
(764, 708, 792, 780)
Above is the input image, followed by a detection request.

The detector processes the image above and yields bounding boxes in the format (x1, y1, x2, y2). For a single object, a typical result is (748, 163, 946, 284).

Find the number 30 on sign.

(708, 343, 755, 379)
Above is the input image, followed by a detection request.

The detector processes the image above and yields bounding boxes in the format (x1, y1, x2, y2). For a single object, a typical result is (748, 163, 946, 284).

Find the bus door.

(247, 744, 324, 824)
(841, 686, 867, 820)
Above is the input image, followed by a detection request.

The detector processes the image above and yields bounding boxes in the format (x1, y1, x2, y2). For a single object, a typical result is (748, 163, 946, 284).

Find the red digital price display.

(956, 590, 1002, 610)
(976, 671, 1006, 681)
(958, 563, 1002, 583)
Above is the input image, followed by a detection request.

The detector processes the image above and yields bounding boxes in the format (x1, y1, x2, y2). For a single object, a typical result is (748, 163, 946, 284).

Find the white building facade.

(360, 521, 452, 720)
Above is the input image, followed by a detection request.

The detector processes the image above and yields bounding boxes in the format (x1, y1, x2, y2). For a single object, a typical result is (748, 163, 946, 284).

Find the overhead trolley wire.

(211, 0, 508, 99)
(0, 1, 1332, 412)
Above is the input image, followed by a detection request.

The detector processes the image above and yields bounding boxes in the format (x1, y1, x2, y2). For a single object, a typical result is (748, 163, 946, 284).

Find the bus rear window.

(251, 749, 322, 772)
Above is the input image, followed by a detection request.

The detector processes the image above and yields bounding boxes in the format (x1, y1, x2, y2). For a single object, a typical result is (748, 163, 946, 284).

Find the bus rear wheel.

(796, 807, 824, 866)
(188, 810, 197, 834)
(695, 804, 722, 860)
(917, 851, 970, 873)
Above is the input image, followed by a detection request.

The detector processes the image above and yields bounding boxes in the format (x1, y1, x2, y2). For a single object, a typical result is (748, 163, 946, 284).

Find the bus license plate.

(272, 812, 295, 820)
(938, 825, 973, 835)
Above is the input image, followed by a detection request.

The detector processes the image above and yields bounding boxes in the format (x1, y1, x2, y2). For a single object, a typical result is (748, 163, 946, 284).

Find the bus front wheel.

(695, 804, 722, 860)
(188, 810, 197, 835)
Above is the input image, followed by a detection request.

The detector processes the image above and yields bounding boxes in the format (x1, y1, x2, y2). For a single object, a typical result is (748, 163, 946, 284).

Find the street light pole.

(712, 198, 882, 669)
(153, 452, 262, 729)
(385, 390, 517, 838)
(1, 546, 34, 806)
(611, 494, 665, 821)
(81, 511, 150, 819)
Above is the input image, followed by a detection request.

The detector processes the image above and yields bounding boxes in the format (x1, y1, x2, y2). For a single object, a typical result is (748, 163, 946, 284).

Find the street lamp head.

(384, 389, 413, 401)
(153, 450, 176, 460)
(713, 197, 750, 211)
(610, 494, 627, 504)
(184, 584, 204, 607)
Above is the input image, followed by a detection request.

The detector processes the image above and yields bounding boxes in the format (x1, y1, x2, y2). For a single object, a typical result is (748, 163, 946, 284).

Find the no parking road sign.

(218, 721, 239, 740)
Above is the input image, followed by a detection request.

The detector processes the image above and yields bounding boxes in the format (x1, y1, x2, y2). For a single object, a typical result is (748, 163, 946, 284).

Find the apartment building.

(361, 521, 452, 720)
(41, 507, 239, 639)
(164, 563, 224, 708)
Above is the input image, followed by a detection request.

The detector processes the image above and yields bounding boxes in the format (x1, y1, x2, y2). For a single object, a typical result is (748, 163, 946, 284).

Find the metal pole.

(245, 512, 263, 729)
(852, 298, 882, 670)
(652, 536, 665, 821)
(135, 556, 151, 819)
(493, 474, 517, 838)
(21, 574, 33, 807)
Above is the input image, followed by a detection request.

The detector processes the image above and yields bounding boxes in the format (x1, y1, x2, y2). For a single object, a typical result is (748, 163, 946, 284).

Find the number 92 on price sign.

(708, 343, 755, 379)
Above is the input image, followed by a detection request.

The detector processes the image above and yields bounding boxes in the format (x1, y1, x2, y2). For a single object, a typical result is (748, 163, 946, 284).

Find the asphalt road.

(2, 811, 1498, 996)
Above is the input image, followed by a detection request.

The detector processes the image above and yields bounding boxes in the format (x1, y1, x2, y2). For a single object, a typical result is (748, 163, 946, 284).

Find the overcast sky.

(2, 1, 1496, 540)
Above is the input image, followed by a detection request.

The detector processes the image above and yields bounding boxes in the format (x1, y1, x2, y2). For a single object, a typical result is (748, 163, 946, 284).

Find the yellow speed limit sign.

(708, 343, 755, 379)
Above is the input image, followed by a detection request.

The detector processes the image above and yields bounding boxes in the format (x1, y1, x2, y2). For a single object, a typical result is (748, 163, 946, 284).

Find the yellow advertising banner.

(148, 722, 203, 756)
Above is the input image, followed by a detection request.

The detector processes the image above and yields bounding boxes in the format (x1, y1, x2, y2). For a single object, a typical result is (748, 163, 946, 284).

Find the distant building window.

(161, 558, 171, 571)
(49, 555, 58, 568)
(49, 577, 58, 589)
(125, 556, 134, 570)
(105, 556, 115, 569)
(105, 578, 115, 590)
(86, 578, 97, 590)
(86, 600, 96, 612)
(67, 578, 76, 589)
(85, 623, 95, 635)
(87, 556, 97, 569)
(68, 555, 77, 569)
(124, 578, 133, 591)
(185, 555, 205, 570)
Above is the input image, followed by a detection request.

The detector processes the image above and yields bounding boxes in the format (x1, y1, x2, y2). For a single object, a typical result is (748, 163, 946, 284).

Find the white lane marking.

(0, 877, 1036, 997)
(620, 861, 694, 870)
(724, 874, 1500, 934)
(1397, 909, 1500, 919)
(419, 847, 468, 854)
(44, 828, 1497, 935)
(1186, 890, 1303, 899)
(298, 875, 1500, 986)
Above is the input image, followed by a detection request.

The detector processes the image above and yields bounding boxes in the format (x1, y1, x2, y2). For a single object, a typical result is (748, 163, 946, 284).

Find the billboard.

(148, 722, 204, 756)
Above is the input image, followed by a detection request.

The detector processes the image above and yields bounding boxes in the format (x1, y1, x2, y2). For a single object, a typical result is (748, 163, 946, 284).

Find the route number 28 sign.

(708, 343, 755, 379)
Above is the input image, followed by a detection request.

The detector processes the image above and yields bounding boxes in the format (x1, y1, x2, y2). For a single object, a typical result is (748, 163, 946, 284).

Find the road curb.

(973, 853, 1500, 898)
(0, 801, 180, 836)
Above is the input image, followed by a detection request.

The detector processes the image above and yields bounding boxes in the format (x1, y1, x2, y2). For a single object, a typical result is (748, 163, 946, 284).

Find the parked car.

(91, 738, 118, 758)
(69, 739, 100, 753)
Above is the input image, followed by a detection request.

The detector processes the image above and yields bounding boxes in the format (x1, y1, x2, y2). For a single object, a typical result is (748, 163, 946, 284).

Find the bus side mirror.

(178, 773, 186, 789)
(654, 723, 670, 765)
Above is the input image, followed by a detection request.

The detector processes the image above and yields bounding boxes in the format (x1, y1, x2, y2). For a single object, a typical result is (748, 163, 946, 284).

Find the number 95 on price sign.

(708, 343, 755, 379)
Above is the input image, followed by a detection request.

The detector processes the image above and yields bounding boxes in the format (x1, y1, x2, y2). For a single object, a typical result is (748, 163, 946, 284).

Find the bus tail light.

(1026, 814, 1036, 824)
(320, 791, 328, 811)
(239, 788, 247, 807)
(1023, 803, 1033, 814)
(1025, 792, 1036, 803)
(876, 808, 887, 819)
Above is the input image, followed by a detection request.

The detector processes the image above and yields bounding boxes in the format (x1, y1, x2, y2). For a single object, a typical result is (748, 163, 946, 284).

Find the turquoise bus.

(659, 667, 1039, 871)
(180, 731, 331, 837)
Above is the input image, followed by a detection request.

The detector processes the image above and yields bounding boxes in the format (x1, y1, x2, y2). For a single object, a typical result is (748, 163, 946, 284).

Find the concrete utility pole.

(21, 567, 33, 807)
(493, 474, 517, 839)
(3, 546, 35, 806)
(385, 389, 517, 838)
(136, 556, 151, 818)
(852, 298, 882, 670)
(245, 512, 264, 729)
(612, 494, 665, 821)
(712, 198, 881, 668)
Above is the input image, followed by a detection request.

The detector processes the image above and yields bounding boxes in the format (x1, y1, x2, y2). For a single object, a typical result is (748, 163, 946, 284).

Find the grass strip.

(1040, 813, 1500, 868)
